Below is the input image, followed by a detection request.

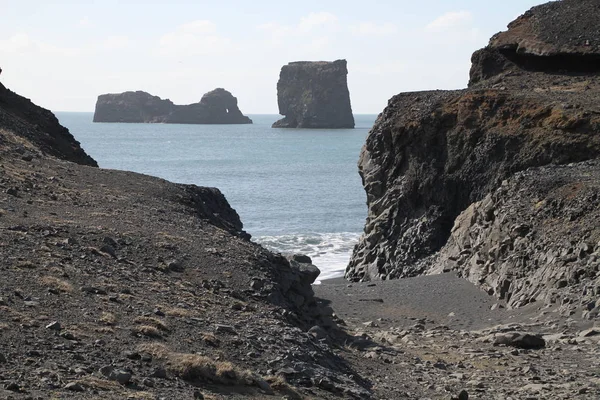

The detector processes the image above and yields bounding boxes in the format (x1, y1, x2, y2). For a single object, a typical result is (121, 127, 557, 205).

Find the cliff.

(93, 88, 252, 124)
(430, 160, 600, 317)
(272, 60, 355, 129)
(346, 0, 600, 311)
(0, 81, 97, 166)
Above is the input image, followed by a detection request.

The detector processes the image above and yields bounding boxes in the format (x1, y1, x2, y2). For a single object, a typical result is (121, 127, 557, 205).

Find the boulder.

(93, 88, 252, 124)
(272, 60, 354, 129)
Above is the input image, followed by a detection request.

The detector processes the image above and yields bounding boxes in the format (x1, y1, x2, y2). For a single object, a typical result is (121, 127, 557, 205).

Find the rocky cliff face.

(0, 82, 97, 166)
(346, 0, 600, 304)
(429, 160, 600, 318)
(93, 88, 252, 124)
(273, 60, 354, 129)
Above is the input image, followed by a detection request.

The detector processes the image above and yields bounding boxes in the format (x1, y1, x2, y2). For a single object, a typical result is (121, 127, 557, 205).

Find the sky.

(0, 0, 546, 114)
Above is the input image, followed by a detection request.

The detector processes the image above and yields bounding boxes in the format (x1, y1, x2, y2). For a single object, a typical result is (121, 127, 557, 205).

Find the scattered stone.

(494, 332, 546, 349)
(45, 321, 61, 331)
(214, 324, 238, 335)
(167, 260, 184, 272)
(64, 382, 84, 392)
(100, 366, 132, 385)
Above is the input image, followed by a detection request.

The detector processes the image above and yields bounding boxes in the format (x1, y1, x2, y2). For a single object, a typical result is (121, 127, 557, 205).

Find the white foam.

(254, 232, 361, 284)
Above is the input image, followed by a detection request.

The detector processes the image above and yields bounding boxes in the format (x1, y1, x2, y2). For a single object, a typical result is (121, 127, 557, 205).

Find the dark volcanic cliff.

(346, 0, 600, 309)
(93, 88, 252, 124)
(272, 60, 354, 129)
(0, 82, 97, 166)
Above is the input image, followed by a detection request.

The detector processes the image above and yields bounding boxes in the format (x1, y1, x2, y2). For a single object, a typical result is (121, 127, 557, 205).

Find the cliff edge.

(272, 60, 355, 129)
(93, 88, 252, 124)
(346, 0, 600, 313)
(0, 81, 97, 166)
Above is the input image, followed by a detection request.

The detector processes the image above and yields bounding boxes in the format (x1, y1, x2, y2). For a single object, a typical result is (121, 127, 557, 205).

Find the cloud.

(102, 36, 131, 50)
(351, 22, 398, 36)
(157, 20, 232, 56)
(426, 11, 473, 32)
(78, 16, 93, 28)
(0, 33, 81, 57)
(298, 12, 339, 32)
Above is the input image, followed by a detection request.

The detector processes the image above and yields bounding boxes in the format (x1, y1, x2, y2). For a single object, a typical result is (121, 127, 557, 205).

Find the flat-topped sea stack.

(346, 0, 600, 315)
(272, 60, 354, 129)
(93, 88, 252, 124)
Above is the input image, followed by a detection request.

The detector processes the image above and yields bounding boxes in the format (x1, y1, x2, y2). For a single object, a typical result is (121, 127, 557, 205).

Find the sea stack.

(272, 60, 354, 129)
(346, 0, 600, 311)
(93, 88, 252, 124)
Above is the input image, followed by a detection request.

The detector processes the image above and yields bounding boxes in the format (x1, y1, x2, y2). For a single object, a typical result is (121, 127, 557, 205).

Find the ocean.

(56, 113, 377, 281)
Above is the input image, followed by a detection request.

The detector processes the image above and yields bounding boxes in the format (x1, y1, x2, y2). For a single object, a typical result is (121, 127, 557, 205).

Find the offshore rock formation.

(0, 81, 97, 166)
(93, 88, 252, 124)
(272, 60, 354, 129)
(346, 0, 600, 310)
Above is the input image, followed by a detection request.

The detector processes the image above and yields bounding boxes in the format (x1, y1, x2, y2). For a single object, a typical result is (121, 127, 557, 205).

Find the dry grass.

(40, 276, 73, 293)
(161, 306, 194, 318)
(137, 343, 268, 389)
(0, 306, 26, 323)
(201, 333, 220, 347)
(133, 316, 169, 332)
(132, 325, 162, 338)
(74, 376, 122, 391)
(265, 375, 304, 400)
(124, 392, 155, 399)
(99, 312, 117, 326)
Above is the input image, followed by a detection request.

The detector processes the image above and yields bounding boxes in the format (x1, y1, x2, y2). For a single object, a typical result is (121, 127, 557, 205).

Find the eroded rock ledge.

(93, 88, 252, 124)
(346, 0, 600, 313)
(273, 60, 354, 129)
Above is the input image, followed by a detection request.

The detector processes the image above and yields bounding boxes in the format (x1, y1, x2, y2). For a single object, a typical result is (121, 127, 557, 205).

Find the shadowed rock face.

(346, 0, 600, 290)
(0, 81, 97, 166)
(93, 88, 252, 124)
(470, 0, 600, 84)
(273, 60, 354, 129)
(430, 160, 600, 315)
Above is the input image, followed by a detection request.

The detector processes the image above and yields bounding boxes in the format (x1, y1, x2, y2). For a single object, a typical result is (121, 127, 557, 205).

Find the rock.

(45, 321, 61, 331)
(167, 260, 184, 272)
(494, 332, 546, 349)
(5, 382, 20, 392)
(308, 325, 328, 340)
(292, 254, 312, 264)
(150, 367, 167, 379)
(0, 353, 6, 363)
(100, 365, 132, 385)
(471, 0, 600, 85)
(579, 328, 600, 338)
(214, 324, 238, 335)
(93, 88, 252, 124)
(64, 382, 84, 392)
(272, 60, 354, 129)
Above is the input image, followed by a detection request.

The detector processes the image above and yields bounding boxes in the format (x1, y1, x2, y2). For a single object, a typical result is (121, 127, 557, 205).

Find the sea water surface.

(56, 113, 376, 280)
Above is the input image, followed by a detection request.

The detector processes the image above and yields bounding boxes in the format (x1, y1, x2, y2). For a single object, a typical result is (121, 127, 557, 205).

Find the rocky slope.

(272, 60, 354, 129)
(0, 80, 372, 399)
(93, 88, 252, 124)
(346, 0, 600, 309)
